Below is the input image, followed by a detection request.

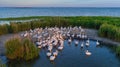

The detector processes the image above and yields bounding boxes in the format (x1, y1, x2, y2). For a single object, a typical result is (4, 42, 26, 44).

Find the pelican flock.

(20, 26, 100, 61)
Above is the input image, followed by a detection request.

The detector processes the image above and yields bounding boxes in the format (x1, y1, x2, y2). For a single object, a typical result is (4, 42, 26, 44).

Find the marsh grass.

(0, 16, 120, 41)
(116, 46, 120, 56)
(99, 23, 120, 42)
(5, 36, 39, 61)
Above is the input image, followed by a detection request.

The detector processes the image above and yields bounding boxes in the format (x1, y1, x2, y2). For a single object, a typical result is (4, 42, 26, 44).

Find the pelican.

(72, 34, 75, 38)
(81, 42, 84, 48)
(86, 39, 90, 43)
(36, 42, 42, 46)
(67, 33, 70, 37)
(58, 46, 63, 50)
(81, 34, 85, 39)
(84, 35, 87, 39)
(68, 38, 72, 43)
(23, 31, 28, 37)
(75, 40, 79, 45)
(85, 50, 92, 56)
(42, 43, 47, 48)
(86, 42, 89, 46)
(38, 45, 42, 49)
(48, 46, 53, 51)
(50, 55, 56, 61)
(46, 51, 52, 57)
(53, 50, 58, 56)
(96, 40, 100, 45)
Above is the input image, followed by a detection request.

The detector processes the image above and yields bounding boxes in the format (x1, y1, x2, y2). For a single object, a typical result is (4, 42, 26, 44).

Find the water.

(0, 7, 120, 18)
(6, 40, 120, 67)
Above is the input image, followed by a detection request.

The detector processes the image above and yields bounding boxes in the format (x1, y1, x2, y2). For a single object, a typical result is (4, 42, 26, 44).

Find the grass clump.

(0, 24, 8, 35)
(5, 37, 39, 61)
(23, 38, 39, 61)
(99, 23, 120, 41)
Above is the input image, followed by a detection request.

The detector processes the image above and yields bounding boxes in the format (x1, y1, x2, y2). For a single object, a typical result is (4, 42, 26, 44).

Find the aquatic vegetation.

(99, 23, 120, 41)
(0, 24, 8, 35)
(116, 46, 120, 56)
(0, 16, 120, 41)
(5, 36, 39, 61)
(10, 23, 19, 33)
(23, 38, 39, 61)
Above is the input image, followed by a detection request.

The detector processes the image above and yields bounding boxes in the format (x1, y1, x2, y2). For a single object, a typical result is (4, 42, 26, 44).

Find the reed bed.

(0, 16, 120, 41)
(5, 36, 39, 61)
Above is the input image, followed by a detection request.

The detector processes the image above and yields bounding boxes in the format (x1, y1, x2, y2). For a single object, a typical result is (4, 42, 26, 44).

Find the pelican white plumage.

(50, 55, 56, 61)
(75, 40, 79, 45)
(85, 50, 92, 56)
(68, 38, 72, 43)
(36, 42, 42, 46)
(86, 39, 90, 46)
(38, 45, 42, 49)
(48, 46, 53, 51)
(84, 35, 87, 38)
(58, 46, 63, 50)
(53, 41, 57, 46)
(67, 33, 70, 37)
(23, 31, 28, 37)
(86, 39, 90, 43)
(96, 40, 100, 46)
(60, 39, 64, 46)
(81, 42, 84, 48)
(42, 43, 47, 48)
(46, 51, 52, 57)
(72, 34, 75, 38)
(53, 50, 58, 56)
(81, 34, 85, 39)
(86, 42, 89, 46)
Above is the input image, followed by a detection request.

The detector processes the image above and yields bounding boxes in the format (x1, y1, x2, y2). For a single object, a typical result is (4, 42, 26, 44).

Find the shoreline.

(0, 29, 120, 56)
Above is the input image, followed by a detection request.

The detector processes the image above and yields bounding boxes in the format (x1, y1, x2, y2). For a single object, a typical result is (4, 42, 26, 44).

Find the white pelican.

(58, 46, 63, 50)
(38, 45, 42, 49)
(85, 50, 92, 56)
(53, 41, 57, 46)
(96, 40, 100, 46)
(72, 34, 75, 38)
(86, 40, 90, 46)
(48, 46, 53, 51)
(86, 39, 90, 43)
(81, 34, 85, 39)
(36, 42, 42, 46)
(50, 55, 56, 61)
(42, 43, 47, 48)
(81, 42, 84, 48)
(53, 50, 58, 56)
(46, 51, 52, 57)
(75, 40, 79, 45)
(23, 31, 28, 37)
(84, 35, 87, 38)
(68, 38, 72, 43)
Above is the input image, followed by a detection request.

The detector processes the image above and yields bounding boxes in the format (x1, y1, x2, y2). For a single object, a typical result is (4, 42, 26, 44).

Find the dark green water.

(5, 40, 120, 67)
